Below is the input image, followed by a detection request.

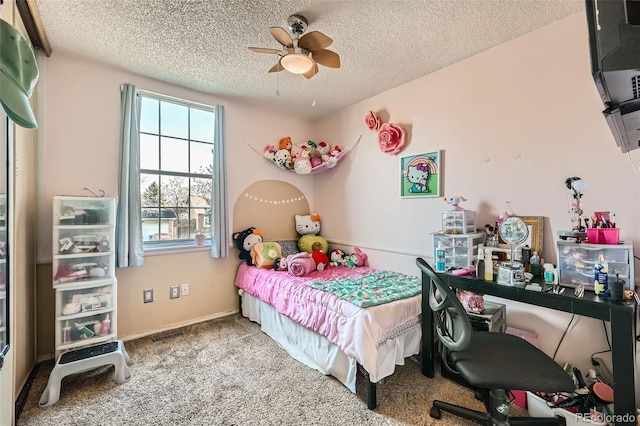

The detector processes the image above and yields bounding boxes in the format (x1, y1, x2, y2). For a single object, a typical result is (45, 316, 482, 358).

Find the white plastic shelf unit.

(432, 232, 485, 269)
(52, 196, 117, 356)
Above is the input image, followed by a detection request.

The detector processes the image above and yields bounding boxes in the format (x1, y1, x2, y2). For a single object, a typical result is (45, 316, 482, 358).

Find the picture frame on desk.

(521, 216, 544, 255)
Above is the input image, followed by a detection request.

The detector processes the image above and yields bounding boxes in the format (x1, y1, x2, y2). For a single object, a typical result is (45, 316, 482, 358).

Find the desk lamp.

(558, 177, 588, 241)
(566, 177, 588, 231)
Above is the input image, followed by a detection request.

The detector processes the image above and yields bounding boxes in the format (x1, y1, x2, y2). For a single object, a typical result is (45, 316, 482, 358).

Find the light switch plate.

(170, 285, 180, 299)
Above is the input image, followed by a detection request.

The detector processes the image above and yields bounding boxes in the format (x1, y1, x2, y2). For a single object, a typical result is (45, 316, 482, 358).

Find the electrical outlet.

(170, 285, 180, 299)
(592, 356, 613, 386)
(144, 289, 154, 303)
(181, 283, 190, 296)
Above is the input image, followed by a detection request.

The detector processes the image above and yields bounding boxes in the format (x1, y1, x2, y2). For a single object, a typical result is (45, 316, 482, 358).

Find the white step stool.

(39, 340, 131, 407)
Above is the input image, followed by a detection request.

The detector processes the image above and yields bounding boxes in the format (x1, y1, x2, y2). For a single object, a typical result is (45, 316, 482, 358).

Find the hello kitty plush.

(296, 214, 329, 254)
(317, 141, 330, 156)
(329, 249, 347, 267)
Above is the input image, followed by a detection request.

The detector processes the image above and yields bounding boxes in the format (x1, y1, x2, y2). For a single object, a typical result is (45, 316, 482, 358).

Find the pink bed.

(234, 263, 422, 409)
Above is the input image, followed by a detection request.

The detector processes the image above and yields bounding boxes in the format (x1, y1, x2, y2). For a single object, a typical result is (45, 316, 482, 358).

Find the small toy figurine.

(273, 257, 288, 271)
(445, 196, 467, 211)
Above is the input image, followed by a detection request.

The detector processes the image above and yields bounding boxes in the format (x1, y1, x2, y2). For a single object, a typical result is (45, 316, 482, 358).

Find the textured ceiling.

(32, 0, 585, 120)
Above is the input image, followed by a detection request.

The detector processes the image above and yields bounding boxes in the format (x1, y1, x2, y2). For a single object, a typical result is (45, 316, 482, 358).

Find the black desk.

(420, 272, 637, 426)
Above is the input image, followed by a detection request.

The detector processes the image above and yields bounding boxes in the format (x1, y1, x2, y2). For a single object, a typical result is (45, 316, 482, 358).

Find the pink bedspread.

(234, 263, 422, 379)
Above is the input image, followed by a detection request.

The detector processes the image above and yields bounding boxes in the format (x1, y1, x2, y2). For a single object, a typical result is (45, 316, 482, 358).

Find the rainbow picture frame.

(400, 151, 442, 198)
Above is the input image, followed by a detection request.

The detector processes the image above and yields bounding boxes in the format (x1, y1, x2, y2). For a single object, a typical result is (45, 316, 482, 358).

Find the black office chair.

(416, 258, 576, 425)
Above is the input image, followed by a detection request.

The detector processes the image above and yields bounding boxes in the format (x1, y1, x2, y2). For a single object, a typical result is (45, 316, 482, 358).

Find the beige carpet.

(18, 314, 529, 426)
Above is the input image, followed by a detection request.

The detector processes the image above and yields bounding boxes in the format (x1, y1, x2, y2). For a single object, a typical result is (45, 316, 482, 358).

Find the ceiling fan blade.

(269, 27, 293, 47)
(303, 61, 319, 79)
(249, 47, 281, 55)
(268, 63, 284, 73)
(299, 31, 333, 51)
(312, 49, 340, 68)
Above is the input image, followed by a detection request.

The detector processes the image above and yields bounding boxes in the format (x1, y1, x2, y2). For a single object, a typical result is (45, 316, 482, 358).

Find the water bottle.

(476, 248, 485, 279)
(435, 242, 446, 272)
(594, 255, 609, 296)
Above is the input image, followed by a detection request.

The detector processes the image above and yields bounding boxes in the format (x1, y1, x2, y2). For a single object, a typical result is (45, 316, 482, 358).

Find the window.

(139, 94, 214, 249)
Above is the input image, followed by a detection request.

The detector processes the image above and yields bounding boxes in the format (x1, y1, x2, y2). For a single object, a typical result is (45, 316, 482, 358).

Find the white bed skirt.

(239, 290, 421, 392)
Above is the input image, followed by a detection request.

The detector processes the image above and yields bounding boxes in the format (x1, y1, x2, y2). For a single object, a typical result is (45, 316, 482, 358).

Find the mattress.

(234, 264, 422, 383)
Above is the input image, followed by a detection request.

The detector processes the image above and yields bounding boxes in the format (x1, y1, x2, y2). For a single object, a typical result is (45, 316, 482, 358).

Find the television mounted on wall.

(585, 0, 640, 153)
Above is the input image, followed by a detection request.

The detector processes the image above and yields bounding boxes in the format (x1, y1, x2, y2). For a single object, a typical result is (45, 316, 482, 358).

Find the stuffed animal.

(296, 213, 321, 235)
(290, 143, 307, 160)
(232, 227, 263, 266)
(317, 141, 330, 156)
(263, 145, 275, 155)
(293, 156, 312, 174)
(263, 147, 276, 162)
(329, 249, 347, 267)
(329, 146, 342, 157)
(351, 247, 367, 267)
(310, 241, 329, 271)
(329, 247, 367, 267)
(273, 257, 288, 271)
(445, 196, 467, 211)
(279, 136, 292, 152)
(296, 214, 329, 253)
(309, 149, 323, 168)
(273, 149, 293, 170)
(250, 242, 282, 269)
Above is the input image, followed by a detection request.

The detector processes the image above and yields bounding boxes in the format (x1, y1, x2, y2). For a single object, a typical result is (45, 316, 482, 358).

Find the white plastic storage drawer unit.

(432, 232, 485, 270)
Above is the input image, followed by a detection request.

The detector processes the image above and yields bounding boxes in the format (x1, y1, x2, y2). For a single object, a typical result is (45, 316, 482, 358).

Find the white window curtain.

(116, 83, 144, 268)
(210, 104, 229, 258)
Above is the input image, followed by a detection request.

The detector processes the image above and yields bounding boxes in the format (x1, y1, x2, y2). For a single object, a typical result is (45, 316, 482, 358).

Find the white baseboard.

(36, 310, 240, 364)
(119, 309, 239, 342)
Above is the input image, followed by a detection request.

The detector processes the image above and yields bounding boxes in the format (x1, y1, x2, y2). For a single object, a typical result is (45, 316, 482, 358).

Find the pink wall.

(314, 13, 640, 387)
(315, 13, 639, 271)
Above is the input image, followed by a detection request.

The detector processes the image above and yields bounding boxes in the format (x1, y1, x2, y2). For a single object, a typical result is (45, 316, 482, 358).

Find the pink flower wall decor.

(378, 123, 405, 155)
(365, 111, 381, 131)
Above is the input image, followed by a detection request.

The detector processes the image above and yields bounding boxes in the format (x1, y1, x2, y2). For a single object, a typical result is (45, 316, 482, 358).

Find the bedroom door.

(0, 111, 12, 425)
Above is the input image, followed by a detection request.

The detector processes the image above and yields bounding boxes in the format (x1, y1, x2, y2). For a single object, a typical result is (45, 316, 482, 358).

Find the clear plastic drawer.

(52, 252, 113, 285)
(53, 198, 114, 226)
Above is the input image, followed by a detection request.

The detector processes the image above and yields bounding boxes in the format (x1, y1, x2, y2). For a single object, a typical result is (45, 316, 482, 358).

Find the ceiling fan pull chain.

(276, 61, 280, 96)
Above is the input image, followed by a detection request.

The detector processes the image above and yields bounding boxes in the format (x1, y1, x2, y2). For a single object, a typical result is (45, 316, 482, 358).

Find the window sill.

(144, 244, 211, 257)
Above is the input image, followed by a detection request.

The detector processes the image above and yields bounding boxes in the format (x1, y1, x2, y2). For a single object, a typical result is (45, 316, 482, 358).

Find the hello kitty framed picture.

(400, 151, 442, 198)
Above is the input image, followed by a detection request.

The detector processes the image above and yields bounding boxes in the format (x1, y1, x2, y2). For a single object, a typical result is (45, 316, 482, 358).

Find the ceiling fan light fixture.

(280, 53, 314, 74)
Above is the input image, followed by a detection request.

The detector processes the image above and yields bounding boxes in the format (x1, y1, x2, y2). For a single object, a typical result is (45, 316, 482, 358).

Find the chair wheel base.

(430, 407, 441, 419)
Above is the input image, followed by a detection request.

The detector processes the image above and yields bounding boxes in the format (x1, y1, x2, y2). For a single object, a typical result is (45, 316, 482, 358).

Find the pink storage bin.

(586, 228, 619, 245)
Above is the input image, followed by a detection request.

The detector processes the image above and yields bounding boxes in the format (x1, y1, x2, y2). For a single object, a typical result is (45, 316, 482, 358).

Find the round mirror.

(498, 216, 529, 245)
